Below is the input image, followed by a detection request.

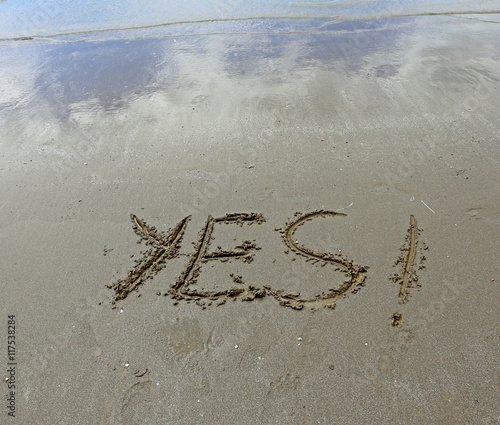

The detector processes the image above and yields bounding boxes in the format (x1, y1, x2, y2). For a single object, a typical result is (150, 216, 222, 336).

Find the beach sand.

(0, 14, 499, 424)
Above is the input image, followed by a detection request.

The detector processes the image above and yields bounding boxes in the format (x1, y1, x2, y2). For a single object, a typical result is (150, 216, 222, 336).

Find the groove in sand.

(399, 215, 418, 302)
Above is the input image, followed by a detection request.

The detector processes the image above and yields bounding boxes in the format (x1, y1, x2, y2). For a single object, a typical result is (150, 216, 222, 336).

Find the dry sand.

(0, 14, 499, 425)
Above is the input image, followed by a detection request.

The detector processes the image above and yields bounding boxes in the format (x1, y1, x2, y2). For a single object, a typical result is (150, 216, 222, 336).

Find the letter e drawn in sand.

(108, 214, 191, 305)
(169, 213, 267, 305)
(271, 210, 369, 310)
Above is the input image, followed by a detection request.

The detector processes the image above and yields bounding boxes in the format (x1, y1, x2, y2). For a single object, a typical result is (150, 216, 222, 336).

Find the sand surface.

(1, 12, 499, 425)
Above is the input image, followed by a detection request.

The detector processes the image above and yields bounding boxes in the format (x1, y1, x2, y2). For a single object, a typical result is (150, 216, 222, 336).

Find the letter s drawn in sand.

(270, 210, 369, 310)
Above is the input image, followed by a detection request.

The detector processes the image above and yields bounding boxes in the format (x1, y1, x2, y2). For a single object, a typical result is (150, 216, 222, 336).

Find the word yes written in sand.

(109, 211, 423, 310)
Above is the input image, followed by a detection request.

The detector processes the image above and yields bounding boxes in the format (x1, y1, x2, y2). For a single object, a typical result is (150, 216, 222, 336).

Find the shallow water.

(1, 0, 499, 43)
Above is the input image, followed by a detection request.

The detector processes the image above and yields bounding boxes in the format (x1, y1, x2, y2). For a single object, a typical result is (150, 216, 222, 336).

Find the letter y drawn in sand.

(108, 214, 191, 305)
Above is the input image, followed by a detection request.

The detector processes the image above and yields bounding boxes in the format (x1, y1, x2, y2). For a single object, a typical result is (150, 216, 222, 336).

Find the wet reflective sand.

(1, 11, 499, 425)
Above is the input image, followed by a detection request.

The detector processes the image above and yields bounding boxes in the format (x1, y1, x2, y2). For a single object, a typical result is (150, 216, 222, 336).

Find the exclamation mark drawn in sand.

(398, 214, 418, 302)
(391, 215, 427, 312)
(270, 210, 369, 310)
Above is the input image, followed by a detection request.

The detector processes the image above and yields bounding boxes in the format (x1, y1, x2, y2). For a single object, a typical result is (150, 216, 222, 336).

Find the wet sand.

(1, 13, 499, 425)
